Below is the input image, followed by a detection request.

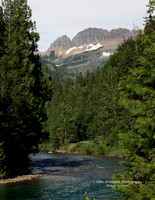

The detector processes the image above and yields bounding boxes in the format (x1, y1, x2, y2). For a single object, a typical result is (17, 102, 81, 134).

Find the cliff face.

(45, 27, 131, 56)
(41, 27, 132, 80)
(71, 28, 130, 46)
(71, 28, 109, 46)
(49, 35, 71, 50)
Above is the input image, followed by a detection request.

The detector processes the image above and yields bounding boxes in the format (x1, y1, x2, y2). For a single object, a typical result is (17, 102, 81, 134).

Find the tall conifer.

(113, 1, 155, 198)
(0, 0, 50, 178)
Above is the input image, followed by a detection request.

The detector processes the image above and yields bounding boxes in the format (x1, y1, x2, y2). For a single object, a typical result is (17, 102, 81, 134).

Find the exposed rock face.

(45, 27, 131, 57)
(48, 35, 71, 50)
(110, 28, 131, 38)
(47, 35, 71, 56)
(71, 28, 130, 46)
(72, 28, 109, 46)
(40, 27, 132, 80)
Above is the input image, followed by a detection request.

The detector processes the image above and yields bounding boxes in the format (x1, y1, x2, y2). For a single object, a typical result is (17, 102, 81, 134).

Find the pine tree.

(46, 79, 63, 149)
(0, 4, 7, 178)
(62, 78, 76, 143)
(0, 6, 4, 57)
(113, 2, 155, 198)
(93, 37, 136, 146)
(0, 0, 51, 178)
(0, 5, 5, 96)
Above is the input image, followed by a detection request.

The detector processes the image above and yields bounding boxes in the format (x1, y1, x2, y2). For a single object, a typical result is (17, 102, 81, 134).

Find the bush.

(82, 192, 95, 200)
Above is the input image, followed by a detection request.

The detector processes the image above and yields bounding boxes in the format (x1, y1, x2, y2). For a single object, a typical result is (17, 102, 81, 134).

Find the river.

(0, 151, 123, 200)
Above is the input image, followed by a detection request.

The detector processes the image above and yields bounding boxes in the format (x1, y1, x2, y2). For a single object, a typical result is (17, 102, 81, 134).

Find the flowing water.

(0, 151, 123, 200)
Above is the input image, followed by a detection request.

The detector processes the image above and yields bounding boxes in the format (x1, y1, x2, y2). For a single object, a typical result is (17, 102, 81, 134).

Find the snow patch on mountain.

(86, 43, 102, 51)
(65, 43, 103, 55)
(66, 47, 77, 54)
(102, 52, 113, 57)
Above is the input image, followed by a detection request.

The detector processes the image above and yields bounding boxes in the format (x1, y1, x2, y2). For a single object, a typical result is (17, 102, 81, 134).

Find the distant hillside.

(40, 27, 132, 79)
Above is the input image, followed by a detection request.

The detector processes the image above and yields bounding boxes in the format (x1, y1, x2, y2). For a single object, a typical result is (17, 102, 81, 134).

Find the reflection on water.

(0, 151, 123, 200)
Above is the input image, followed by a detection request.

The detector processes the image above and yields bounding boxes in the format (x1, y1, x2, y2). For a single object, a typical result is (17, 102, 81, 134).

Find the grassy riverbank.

(39, 139, 124, 158)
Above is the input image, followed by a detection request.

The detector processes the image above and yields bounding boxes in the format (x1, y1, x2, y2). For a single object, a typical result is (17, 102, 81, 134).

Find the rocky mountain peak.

(72, 28, 109, 46)
(48, 35, 71, 50)
(110, 28, 131, 38)
(45, 27, 131, 56)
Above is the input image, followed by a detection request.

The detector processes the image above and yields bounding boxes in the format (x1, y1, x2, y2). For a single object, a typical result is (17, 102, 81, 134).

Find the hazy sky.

(27, 0, 148, 51)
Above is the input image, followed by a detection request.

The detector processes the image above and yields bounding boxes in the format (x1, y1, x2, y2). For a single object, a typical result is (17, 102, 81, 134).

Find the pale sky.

(27, 0, 149, 52)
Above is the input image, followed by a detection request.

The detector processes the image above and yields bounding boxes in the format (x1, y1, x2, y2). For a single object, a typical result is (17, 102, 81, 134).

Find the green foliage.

(41, 46, 108, 80)
(82, 192, 95, 200)
(0, 6, 4, 58)
(70, 142, 96, 154)
(45, 37, 137, 152)
(0, 0, 52, 178)
(112, 2, 155, 199)
(39, 142, 53, 150)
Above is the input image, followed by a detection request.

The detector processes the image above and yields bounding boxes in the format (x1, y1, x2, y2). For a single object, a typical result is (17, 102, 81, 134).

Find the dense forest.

(0, 0, 155, 199)
(0, 0, 53, 178)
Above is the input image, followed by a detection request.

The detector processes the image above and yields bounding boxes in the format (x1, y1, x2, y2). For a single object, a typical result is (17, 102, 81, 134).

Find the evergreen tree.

(0, 0, 51, 178)
(94, 37, 136, 146)
(0, 6, 4, 58)
(0, 4, 6, 178)
(0, 5, 4, 96)
(113, 2, 155, 198)
(97, 65, 119, 145)
(73, 82, 87, 141)
(62, 78, 76, 143)
(46, 79, 63, 149)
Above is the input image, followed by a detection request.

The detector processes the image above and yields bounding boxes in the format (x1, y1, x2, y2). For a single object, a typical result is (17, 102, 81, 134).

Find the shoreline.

(0, 174, 42, 184)
(0, 150, 123, 184)
(45, 149, 124, 159)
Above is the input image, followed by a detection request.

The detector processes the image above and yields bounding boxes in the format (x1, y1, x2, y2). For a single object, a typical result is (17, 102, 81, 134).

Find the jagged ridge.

(45, 27, 131, 56)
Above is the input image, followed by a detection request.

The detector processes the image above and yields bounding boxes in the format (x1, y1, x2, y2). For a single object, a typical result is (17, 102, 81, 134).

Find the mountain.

(45, 27, 131, 57)
(40, 27, 132, 80)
